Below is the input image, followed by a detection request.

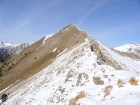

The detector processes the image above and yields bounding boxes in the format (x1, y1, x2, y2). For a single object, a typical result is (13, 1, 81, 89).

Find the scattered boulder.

(1, 94, 8, 102)
(103, 75, 108, 78)
(93, 76, 104, 85)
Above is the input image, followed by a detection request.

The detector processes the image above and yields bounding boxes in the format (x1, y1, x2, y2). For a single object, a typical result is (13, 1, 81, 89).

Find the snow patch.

(2, 40, 140, 105)
(0, 42, 20, 48)
(53, 48, 57, 52)
(42, 34, 54, 45)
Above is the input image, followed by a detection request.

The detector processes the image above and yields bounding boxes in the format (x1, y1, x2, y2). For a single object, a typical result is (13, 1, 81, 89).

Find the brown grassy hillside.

(0, 24, 89, 92)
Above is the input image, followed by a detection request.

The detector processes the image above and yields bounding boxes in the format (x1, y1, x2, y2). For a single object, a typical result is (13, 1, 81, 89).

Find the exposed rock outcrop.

(89, 39, 122, 70)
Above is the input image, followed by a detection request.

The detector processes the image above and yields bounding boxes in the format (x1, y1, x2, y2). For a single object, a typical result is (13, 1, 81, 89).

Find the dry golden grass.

(118, 79, 125, 87)
(69, 91, 86, 105)
(69, 98, 76, 105)
(83, 73, 89, 80)
(103, 85, 113, 98)
(129, 77, 138, 85)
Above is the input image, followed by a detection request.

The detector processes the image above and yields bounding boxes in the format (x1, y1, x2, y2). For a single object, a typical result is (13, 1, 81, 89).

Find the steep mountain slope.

(0, 24, 89, 91)
(0, 24, 140, 105)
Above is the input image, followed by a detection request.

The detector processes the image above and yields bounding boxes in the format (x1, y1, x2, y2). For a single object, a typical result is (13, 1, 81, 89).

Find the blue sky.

(0, 0, 140, 47)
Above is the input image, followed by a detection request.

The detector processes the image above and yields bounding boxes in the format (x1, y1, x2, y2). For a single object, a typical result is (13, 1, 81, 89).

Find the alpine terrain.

(0, 42, 29, 61)
(0, 24, 140, 105)
(115, 43, 140, 61)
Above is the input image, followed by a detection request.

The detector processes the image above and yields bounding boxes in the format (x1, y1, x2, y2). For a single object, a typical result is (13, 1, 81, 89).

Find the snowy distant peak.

(115, 43, 140, 52)
(0, 42, 30, 60)
(0, 42, 20, 48)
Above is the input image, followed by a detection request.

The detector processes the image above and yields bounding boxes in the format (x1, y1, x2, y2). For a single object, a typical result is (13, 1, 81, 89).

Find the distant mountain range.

(115, 43, 140, 54)
(0, 24, 140, 105)
(114, 43, 140, 60)
(0, 42, 30, 61)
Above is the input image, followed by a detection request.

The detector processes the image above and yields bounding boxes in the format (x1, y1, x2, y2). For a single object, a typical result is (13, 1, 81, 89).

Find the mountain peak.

(115, 43, 140, 52)
(61, 24, 82, 32)
(114, 43, 140, 60)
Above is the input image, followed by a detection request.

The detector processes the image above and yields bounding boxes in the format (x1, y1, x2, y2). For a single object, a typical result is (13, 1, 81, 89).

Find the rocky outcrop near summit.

(90, 40, 122, 70)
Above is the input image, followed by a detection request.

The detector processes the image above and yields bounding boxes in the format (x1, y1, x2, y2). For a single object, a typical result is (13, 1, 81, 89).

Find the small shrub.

(129, 77, 138, 85)
(90, 45, 93, 52)
(69, 98, 76, 105)
(69, 91, 86, 105)
(76, 91, 85, 101)
(1, 94, 8, 102)
(118, 79, 125, 87)
(103, 85, 113, 98)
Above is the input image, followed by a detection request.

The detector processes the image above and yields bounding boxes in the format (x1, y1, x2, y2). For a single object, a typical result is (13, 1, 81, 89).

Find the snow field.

(2, 39, 140, 105)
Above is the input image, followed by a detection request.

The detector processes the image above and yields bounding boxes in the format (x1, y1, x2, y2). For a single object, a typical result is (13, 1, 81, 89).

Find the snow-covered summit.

(0, 42, 30, 60)
(114, 43, 140, 59)
(0, 42, 20, 48)
(115, 43, 140, 53)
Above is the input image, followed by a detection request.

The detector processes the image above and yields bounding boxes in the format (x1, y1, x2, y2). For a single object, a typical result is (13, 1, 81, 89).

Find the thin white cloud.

(78, 0, 108, 25)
